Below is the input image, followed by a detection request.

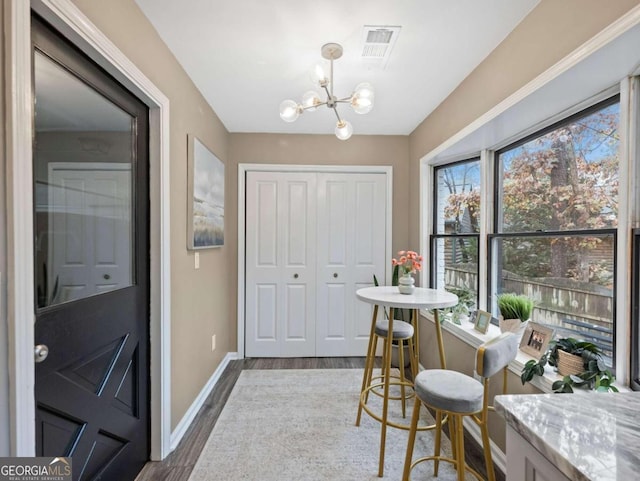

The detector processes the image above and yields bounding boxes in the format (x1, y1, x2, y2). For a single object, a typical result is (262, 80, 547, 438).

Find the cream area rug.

(188, 369, 477, 481)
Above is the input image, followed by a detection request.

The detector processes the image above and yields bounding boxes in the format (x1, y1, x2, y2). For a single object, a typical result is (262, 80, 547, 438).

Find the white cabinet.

(506, 426, 571, 481)
(245, 170, 388, 358)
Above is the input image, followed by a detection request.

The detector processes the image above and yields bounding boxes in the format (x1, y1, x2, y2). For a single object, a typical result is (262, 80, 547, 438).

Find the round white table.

(354, 286, 458, 477)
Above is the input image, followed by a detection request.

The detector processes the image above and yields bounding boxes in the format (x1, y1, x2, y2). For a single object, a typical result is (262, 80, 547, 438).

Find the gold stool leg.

(433, 410, 442, 476)
(433, 309, 446, 369)
(399, 339, 407, 418)
(364, 334, 379, 405)
(378, 308, 394, 477)
(481, 417, 496, 481)
(357, 305, 378, 426)
(448, 413, 457, 462)
(455, 414, 466, 481)
(412, 308, 420, 374)
(402, 397, 421, 481)
(407, 338, 417, 381)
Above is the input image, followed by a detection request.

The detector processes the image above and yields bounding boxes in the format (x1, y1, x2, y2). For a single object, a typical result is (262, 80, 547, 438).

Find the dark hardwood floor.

(136, 357, 504, 481)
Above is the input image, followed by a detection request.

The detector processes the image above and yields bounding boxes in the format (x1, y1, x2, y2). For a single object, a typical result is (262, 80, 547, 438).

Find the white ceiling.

(134, 0, 539, 136)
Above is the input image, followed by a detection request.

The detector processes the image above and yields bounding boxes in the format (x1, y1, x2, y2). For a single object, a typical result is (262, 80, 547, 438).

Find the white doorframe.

(237, 163, 393, 359)
(7, 0, 172, 460)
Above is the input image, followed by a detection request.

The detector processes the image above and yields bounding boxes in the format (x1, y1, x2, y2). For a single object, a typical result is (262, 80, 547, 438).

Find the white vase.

(398, 274, 415, 295)
(499, 317, 529, 340)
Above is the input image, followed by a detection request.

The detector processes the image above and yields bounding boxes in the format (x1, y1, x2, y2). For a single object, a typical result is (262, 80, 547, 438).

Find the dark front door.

(32, 16, 150, 481)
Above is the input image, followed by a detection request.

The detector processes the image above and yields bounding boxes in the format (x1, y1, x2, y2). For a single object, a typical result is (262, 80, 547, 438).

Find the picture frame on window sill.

(519, 322, 554, 359)
(187, 134, 224, 249)
(473, 309, 491, 334)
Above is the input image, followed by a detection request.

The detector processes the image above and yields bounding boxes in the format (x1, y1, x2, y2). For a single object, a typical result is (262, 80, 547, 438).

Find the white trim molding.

(170, 352, 239, 450)
(6, 0, 36, 457)
(421, 4, 640, 165)
(237, 163, 393, 359)
(9, 0, 172, 460)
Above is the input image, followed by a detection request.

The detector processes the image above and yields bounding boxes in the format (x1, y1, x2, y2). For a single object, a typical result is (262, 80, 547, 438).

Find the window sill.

(421, 310, 627, 394)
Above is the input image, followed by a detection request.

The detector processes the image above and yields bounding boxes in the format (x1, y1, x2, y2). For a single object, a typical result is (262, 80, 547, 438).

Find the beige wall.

(408, 0, 640, 250)
(228, 133, 410, 334)
(70, 0, 231, 429)
(410, 0, 640, 453)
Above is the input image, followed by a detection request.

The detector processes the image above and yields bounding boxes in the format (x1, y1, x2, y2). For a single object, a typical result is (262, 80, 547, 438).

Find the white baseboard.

(169, 352, 239, 451)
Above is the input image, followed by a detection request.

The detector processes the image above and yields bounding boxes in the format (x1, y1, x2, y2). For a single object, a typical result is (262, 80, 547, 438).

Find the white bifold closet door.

(245, 170, 386, 358)
(245, 172, 317, 357)
(315, 173, 386, 356)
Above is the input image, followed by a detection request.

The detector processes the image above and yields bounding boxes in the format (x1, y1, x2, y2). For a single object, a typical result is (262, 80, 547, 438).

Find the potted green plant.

(443, 286, 476, 325)
(521, 337, 618, 393)
(497, 293, 534, 337)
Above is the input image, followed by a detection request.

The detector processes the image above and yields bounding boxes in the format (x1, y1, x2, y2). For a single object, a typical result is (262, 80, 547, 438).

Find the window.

(431, 159, 481, 316)
(492, 97, 620, 366)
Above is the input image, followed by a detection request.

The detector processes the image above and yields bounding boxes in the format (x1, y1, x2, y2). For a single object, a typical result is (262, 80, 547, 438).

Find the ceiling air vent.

(361, 25, 401, 69)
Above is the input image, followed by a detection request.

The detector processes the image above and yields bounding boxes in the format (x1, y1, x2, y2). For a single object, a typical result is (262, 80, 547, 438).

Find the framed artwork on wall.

(187, 134, 224, 249)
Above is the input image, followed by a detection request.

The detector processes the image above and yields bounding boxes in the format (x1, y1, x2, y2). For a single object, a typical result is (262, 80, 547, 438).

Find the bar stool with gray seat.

(355, 286, 458, 477)
(402, 332, 518, 481)
(358, 312, 418, 422)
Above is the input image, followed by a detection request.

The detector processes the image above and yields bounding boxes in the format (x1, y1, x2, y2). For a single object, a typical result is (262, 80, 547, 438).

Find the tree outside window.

(495, 98, 619, 365)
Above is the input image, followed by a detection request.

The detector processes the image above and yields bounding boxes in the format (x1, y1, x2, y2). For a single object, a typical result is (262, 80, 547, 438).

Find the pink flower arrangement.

(392, 250, 423, 275)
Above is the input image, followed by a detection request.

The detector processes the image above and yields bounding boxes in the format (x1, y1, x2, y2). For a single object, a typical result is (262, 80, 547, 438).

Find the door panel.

(256, 284, 277, 340)
(327, 284, 347, 338)
(33, 16, 149, 481)
(256, 182, 277, 266)
(245, 170, 386, 357)
(245, 172, 316, 357)
(49, 164, 132, 304)
(285, 284, 307, 339)
(316, 173, 386, 356)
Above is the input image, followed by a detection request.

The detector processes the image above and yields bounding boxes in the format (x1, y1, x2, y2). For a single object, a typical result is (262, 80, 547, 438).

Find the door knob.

(333, 273, 338, 278)
(34, 344, 49, 363)
(294, 273, 299, 279)
(103, 274, 111, 280)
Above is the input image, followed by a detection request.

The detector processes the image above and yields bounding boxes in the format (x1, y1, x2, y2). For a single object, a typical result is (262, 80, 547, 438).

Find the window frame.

(493, 95, 620, 235)
(421, 79, 639, 389)
(430, 157, 481, 307)
(490, 95, 621, 368)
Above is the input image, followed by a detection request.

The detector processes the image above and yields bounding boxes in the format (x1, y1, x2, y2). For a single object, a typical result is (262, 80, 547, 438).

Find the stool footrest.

(358, 388, 447, 431)
(407, 455, 484, 481)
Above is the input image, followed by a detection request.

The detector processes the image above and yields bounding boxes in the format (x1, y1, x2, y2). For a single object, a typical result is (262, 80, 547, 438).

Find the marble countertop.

(495, 392, 640, 481)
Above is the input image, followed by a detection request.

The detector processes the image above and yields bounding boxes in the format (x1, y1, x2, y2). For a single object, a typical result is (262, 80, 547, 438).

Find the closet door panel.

(316, 173, 386, 356)
(245, 172, 316, 357)
(246, 169, 386, 358)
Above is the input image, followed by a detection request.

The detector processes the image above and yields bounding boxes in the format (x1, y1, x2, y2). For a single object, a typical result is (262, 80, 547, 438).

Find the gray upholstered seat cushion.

(375, 319, 414, 340)
(414, 369, 483, 414)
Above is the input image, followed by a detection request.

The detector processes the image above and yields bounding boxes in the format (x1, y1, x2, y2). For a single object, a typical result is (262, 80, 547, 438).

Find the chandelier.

(279, 43, 375, 140)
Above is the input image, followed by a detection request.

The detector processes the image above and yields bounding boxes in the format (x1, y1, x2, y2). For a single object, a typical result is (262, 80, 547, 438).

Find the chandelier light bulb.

(279, 99, 301, 122)
(313, 64, 327, 86)
(335, 120, 353, 141)
(351, 82, 375, 114)
(301, 91, 321, 112)
(279, 43, 373, 140)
